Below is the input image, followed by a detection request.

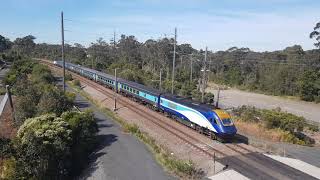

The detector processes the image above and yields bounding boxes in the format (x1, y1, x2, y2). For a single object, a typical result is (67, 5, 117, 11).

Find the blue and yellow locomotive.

(54, 61, 237, 140)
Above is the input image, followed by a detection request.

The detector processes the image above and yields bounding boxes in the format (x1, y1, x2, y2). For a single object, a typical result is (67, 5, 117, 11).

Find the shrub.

(65, 73, 73, 81)
(233, 105, 314, 145)
(306, 124, 319, 132)
(73, 79, 81, 87)
(31, 64, 55, 85)
(61, 111, 98, 175)
(0, 138, 13, 159)
(1, 157, 17, 179)
(37, 87, 73, 116)
(15, 114, 73, 179)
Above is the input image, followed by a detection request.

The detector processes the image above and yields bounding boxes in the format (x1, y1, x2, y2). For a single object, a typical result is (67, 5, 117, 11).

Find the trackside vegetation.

(68, 82, 205, 179)
(0, 59, 98, 179)
(232, 105, 318, 145)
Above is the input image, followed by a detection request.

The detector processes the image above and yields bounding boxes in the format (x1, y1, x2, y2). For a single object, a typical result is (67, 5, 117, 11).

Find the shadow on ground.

(232, 134, 249, 144)
(79, 134, 118, 179)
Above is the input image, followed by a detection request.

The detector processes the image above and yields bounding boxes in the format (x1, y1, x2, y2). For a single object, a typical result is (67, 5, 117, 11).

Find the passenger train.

(54, 61, 237, 140)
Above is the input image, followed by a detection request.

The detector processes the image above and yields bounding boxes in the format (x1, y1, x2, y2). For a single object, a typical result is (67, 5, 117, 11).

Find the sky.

(0, 0, 319, 52)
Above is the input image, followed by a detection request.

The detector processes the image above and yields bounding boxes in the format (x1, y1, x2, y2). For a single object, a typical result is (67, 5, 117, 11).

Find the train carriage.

(53, 60, 237, 140)
(117, 78, 161, 107)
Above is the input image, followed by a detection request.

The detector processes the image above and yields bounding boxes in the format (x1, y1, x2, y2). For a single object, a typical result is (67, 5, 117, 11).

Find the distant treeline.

(1, 32, 319, 102)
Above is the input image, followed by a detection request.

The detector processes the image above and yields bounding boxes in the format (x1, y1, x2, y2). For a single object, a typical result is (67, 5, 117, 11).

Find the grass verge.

(67, 81, 204, 179)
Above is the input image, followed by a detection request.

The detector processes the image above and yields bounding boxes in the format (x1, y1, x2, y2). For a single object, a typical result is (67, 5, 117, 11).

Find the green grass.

(67, 82, 204, 179)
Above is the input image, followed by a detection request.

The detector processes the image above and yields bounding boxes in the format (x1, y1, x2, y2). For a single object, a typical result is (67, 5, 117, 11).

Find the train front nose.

(220, 125, 237, 138)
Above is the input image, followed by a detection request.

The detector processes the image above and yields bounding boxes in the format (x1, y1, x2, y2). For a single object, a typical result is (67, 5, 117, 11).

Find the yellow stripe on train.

(213, 109, 231, 119)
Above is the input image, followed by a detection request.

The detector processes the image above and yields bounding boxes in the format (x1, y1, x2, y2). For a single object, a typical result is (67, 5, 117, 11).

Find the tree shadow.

(75, 100, 90, 109)
(79, 134, 118, 179)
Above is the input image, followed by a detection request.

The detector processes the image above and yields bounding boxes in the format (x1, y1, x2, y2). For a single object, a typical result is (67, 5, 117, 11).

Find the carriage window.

(168, 102, 177, 109)
(136, 90, 139, 94)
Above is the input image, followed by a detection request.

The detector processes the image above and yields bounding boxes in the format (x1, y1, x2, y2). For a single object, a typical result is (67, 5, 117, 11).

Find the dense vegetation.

(232, 105, 318, 145)
(4, 59, 74, 125)
(1, 22, 320, 103)
(0, 59, 98, 179)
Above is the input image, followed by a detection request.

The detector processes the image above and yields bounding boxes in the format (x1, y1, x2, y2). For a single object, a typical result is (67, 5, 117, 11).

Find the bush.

(61, 111, 98, 176)
(73, 79, 81, 87)
(37, 87, 73, 116)
(1, 157, 17, 179)
(15, 114, 73, 179)
(233, 105, 315, 145)
(8, 111, 98, 179)
(65, 73, 73, 81)
(306, 124, 319, 132)
(232, 105, 260, 123)
(0, 138, 13, 159)
(3, 59, 34, 86)
(31, 64, 55, 85)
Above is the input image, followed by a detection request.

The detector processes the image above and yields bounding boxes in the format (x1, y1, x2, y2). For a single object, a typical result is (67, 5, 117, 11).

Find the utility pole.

(114, 68, 117, 111)
(159, 69, 162, 91)
(190, 55, 193, 83)
(216, 87, 220, 108)
(201, 47, 208, 103)
(61, 11, 65, 92)
(91, 58, 94, 69)
(113, 30, 116, 49)
(171, 27, 177, 94)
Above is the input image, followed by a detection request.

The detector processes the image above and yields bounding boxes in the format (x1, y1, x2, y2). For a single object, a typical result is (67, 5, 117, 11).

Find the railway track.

(40, 59, 318, 180)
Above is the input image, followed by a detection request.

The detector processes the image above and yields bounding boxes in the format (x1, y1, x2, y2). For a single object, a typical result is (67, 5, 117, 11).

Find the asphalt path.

(65, 84, 174, 180)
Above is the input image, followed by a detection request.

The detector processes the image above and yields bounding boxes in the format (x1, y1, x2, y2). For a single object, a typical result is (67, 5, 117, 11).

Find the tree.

(310, 22, 320, 48)
(0, 35, 12, 52)
(298, 70, 320, 101)
(12, 35, 36, 56)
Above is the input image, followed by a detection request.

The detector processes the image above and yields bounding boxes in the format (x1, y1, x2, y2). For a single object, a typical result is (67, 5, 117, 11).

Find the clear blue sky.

(1, 0, 319, 51)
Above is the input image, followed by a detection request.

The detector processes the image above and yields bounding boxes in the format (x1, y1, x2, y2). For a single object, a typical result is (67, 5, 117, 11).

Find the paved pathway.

(68, 86, 174, 180)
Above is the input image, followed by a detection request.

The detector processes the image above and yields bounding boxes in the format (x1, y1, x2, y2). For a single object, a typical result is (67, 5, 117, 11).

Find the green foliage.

(65, 73, 73, 81)
(1, 157, 17, 179)
(0, 86, 6, 95)
(306, 124, 319, 132)
(310, 21, 320, 48)
(233, 106, 315, 145)
(0, 35, 12, 52)
(37, 87, 74, 116)
(298, 70, 320, 102)
(5, 60, 74, 126)
(14, 94, 38, 126)
(1, 111, 98, 179)
(0, 138, 14, 159)
(72, 79, 81, 87)
(61, 111, 98, 175)
(4, 59, 35, 85)
(31, 64, 55, 85)
(15, 114, 73, 179)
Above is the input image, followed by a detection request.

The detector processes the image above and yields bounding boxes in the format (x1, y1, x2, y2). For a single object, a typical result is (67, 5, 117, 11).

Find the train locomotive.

(54, 61, 237, 140)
